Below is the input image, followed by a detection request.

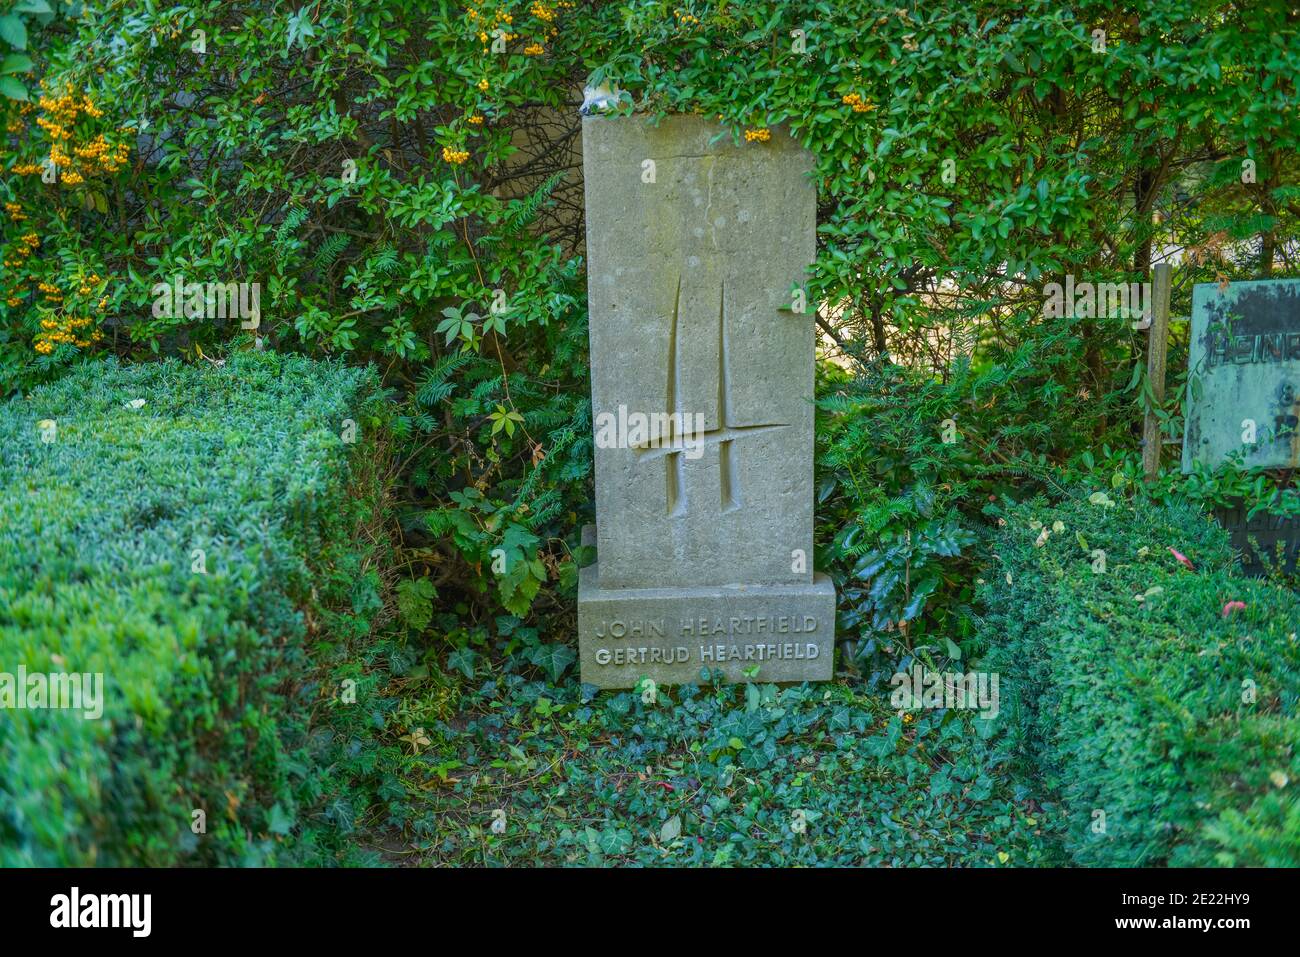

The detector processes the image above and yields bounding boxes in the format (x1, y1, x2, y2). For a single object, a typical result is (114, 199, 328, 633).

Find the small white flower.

(790, 809, 807, 835)
(490, 808, 507, 834)
(639, 678, 657, 706)
(124, 398, 145, 410)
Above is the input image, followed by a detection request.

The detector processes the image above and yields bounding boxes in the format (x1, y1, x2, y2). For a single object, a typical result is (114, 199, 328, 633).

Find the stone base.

(578, 528, 836, 689)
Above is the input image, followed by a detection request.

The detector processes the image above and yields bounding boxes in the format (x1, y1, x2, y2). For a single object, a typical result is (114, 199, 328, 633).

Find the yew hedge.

(0, 352, 391, 865)
(980, 492, 1300, 866)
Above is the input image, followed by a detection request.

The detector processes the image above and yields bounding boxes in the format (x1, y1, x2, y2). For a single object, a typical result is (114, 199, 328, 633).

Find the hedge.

(979, 492, 1300, 866)
(0, 353, 390, 865)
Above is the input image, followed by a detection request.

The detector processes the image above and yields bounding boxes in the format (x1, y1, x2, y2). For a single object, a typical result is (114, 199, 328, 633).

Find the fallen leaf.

(660, 815, 682, 842)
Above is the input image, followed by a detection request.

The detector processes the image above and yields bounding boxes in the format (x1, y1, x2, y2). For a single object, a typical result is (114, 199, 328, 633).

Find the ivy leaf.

(528, 642, 576, 682)
(598, 827, 633, 855)
(447, 646, 477, 679)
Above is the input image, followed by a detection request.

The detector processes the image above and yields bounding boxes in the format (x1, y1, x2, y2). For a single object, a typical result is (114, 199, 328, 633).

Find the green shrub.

(0, 351, 391, 865)
(980, 491, 1300, 866)
(4, 1, 1298, 649)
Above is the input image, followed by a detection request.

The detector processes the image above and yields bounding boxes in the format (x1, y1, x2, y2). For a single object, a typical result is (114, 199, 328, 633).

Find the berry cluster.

(841, 92, 876, 113)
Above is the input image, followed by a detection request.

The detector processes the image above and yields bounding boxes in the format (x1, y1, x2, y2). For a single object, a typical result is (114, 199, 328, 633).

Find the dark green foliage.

(2, 1, 1299, 868)
(0, 352, 391, 865)
(980, 492, 1300, 866)
(816, 343, 1092, 678)
(401, 676, 1061, 867)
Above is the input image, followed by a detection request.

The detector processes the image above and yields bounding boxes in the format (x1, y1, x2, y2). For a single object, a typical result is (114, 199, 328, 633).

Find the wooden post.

(1142, 263, 1173, 481)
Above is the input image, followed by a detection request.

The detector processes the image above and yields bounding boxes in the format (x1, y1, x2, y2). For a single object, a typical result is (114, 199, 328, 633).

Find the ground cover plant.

(345, 671, 1064, 867)
(0, 351, 392, 865)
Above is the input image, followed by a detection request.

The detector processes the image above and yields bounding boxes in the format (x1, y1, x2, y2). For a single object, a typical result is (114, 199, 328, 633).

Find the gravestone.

(1183, 279, 1300, 578)
(578, 115, 835, 688)
(1182, 279, 1300, 472)
(1211, 503, 1300, 577)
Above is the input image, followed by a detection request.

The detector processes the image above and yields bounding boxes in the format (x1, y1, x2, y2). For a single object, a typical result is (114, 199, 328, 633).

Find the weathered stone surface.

(582, 115, 817, 589)
(1182, 279, 1300, 472)
(578, 533, 836, 689)
(579, 116, 832, 687)
(1213, 501, 1300, 577)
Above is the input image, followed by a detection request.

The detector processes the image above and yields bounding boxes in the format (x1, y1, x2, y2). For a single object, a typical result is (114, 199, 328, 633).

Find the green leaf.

(447, 646, 476, 679)
(396, 577, 437, 631)
(0, 15, 27, 50)
(528, 642, 575, 682)
(0, 53, 32, 74)
(0, 75, 25, 100)
(267, 803, 294, 836)
(659, 815, 681, 842)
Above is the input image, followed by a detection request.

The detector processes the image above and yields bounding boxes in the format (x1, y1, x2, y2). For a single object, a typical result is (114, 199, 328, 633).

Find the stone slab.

(581, 115, 817, 589)
(1182, 279, 1300, 471)
(1213, 501, 1300, 578)
(578, 530, 836, 688)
